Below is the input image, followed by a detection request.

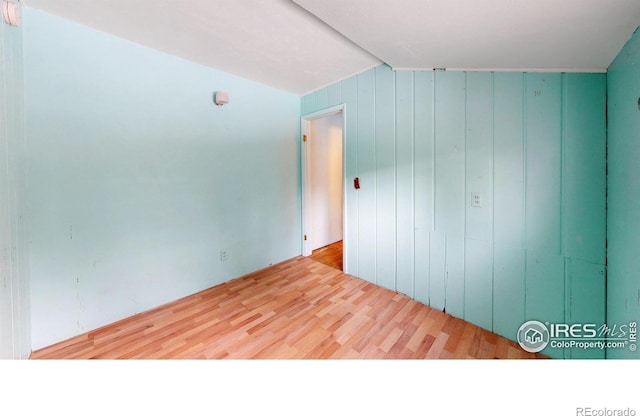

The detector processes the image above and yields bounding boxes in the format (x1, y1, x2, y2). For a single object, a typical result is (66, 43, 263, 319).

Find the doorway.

(301, 105, 345, 271)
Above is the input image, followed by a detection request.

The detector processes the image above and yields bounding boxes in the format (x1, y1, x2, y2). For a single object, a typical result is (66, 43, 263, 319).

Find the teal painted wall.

(607, 27, 640, 359)
(303, 66, 606, 358)
(23, 9, 301, 350)
(0, 2, 31, 359)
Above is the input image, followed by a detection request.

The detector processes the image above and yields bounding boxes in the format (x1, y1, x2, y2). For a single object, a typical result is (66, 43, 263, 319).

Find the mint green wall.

(303, 66, 606, 358)
(24, 9, 301, 350)
(0, 4, 31, 359)
(607, 27, 640, 359)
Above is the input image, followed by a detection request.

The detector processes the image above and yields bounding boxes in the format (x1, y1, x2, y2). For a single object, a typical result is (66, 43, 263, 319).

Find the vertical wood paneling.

(2, 20, 11, 358)
(327, 83, 342, 107)
(493, 245, 525, 339)
(356, 69, 376, 283)
(434, 71, 466, 237)
(395, 71, 414, 297)
(0, 19, 12, 359)
(302, 66, 606, 356)
(429, 232, 446, 310)
(524, 73, 565, 359)
(374, 65, 396, 290)
(446, 235, 464, 318)
(562, 74, 606, 264)
(313, 88, 328, 111)
(301, 94, 315, 115)
(525, 73, 562, 255)
(525, 253, 565, 325)
(606, 28, 640, 359)
(465, 239, 493, 330)
(493, 73, 524, 247)
(464, 72, 494, 328)
(434, 71, 465, 316)
(413, 71, 434, 305)
(492, 73, 526, 342)
(525, 251, 565, 358)
(0, 14, 29, 359)
(465, 72, 494, 242)
(11, 19, 28, 357)
(566, 258, 606, 359)
(341, 76, 359, 276)
(561, 74, 606, 358)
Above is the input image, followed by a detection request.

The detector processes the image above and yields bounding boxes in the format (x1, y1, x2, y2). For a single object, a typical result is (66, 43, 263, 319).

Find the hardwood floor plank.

(415, 334, 437, 358)
(30, 256, 547, 360)
(379, 327, 405, 353)
(425, 332, 450, 359)
(406, 319, 432, 353)
(310, 241, 343, 271)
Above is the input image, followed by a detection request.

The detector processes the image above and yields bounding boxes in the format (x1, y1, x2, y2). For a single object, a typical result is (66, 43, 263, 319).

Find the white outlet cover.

(471, 192, 482, 207)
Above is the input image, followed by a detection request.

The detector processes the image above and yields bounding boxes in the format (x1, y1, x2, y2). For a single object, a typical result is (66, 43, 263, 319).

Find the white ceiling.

(294, 0, 640, 73)
(22, 0, 381, 95)
(22, 0, 640, 95)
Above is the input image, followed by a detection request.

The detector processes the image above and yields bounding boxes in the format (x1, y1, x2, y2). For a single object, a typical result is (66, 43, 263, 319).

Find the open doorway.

(301, 105, 345, 271)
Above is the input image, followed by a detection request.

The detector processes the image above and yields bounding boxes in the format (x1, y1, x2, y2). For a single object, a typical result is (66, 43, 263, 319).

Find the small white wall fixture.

(2, 0, 20, 27)
(214, 91, 229, 106)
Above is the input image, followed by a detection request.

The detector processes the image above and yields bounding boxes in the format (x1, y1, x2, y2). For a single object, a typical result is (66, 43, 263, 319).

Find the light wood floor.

(310, 240, 343, 271)
(30, 256, 547, 359)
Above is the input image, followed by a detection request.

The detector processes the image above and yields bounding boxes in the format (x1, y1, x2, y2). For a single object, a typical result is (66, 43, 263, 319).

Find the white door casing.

(301, 104, 346, 270)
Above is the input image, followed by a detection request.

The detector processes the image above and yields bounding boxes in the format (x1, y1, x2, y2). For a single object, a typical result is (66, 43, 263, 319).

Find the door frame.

(300, 104, 347, 271)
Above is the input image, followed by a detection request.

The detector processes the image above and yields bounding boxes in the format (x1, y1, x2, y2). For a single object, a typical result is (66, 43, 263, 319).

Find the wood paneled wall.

(607, 27, 640, 359)
(0, 5, 31, 359)
(302, 65, 606, 359)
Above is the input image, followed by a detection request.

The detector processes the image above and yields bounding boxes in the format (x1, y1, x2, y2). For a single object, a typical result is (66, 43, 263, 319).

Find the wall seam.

(432, 71, 437, 234)
(560, 74, 566, 259)
(462, 72, 468, 321)
(491, 73, 497, 332)
(522, 73, 528, 319)
(373, 71, 378, 286)
(429, 71, 436, 306)
(561, 74, 568, 359)
(411, 71, 416, 299)
(393, 71, 398, 291)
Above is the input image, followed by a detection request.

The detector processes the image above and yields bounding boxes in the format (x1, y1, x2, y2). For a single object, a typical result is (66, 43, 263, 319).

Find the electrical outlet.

(220, 249, 229, 262)
(471, 192, 482, 208)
